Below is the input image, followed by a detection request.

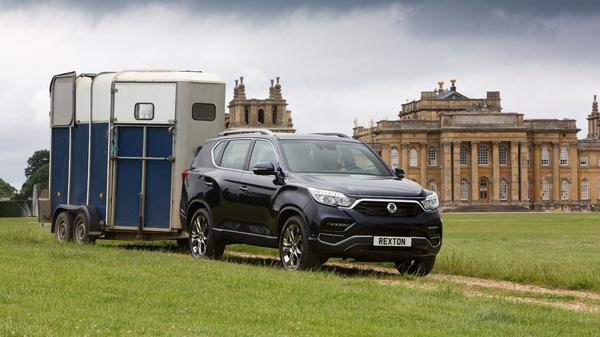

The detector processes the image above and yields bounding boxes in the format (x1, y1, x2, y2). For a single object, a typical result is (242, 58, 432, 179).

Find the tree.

(14, 150, 49, 200)
(0, 178, 16, 199)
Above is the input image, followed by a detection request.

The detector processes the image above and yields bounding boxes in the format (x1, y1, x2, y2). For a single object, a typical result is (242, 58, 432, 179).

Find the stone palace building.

(353, 80, 600, 211)
(225, 76, 295, 133)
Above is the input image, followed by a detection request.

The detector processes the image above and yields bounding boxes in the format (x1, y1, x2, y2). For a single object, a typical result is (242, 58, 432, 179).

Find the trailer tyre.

(73, 212, 96, 244)
(188, 208, 224, 259)
(55, 211, 73, 242)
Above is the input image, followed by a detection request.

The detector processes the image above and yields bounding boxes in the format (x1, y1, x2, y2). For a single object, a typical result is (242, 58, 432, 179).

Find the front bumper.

(305, 200, 443, 262)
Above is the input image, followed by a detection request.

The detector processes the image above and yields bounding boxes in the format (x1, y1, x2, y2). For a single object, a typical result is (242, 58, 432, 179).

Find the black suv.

(180, 130, 442, 275)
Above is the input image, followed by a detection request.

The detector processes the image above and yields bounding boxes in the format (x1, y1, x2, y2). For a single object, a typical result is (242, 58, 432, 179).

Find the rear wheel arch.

(186, 199, 211, 229)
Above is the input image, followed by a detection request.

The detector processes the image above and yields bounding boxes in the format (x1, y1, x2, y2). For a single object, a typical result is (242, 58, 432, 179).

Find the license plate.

(373, 236, 412, 247)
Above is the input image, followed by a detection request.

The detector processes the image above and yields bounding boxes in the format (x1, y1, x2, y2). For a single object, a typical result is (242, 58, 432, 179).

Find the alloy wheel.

(190, 214, 209, 257)
(281, 222, 303, 269)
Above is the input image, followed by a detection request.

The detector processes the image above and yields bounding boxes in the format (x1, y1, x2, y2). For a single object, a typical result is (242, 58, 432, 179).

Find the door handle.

(203, 177, 214, 186)
(239, 186, 249, 192)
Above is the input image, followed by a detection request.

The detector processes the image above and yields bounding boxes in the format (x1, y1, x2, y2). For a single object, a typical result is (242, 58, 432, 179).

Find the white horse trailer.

(47, 70, 225, 242)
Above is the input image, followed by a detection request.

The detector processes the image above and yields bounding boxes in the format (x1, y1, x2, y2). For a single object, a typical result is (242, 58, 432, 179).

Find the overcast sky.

(1, 0, 599, 187)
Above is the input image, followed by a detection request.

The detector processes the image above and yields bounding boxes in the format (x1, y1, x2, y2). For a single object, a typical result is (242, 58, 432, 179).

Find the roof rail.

(311, 132, 351, 138)
(218, 128, 275, 137)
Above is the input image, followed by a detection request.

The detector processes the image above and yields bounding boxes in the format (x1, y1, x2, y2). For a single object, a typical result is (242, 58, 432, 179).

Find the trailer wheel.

(55, 211, 73, 242)
(188, 208, 224, 259)
(73, 212, 96, 244)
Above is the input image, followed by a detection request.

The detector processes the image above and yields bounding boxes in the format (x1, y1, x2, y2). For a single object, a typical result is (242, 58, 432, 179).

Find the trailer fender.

(51, 205, 103, 236)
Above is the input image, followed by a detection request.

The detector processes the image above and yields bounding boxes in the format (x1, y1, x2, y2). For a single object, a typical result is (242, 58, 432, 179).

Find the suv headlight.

(421, 193, 439, 211)
(308, 187, 355, 207)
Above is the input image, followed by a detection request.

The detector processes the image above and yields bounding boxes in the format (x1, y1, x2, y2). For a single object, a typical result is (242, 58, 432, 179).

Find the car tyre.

(73, 212, 96, 244)
(55, 211, 73, 242)
(395, 256, 436, 276)
(279, 215, 321, 270)
(188, 208, 224, 259)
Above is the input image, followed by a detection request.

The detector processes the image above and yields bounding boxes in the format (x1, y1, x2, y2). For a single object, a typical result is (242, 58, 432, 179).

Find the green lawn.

(1, 216, 599, 336)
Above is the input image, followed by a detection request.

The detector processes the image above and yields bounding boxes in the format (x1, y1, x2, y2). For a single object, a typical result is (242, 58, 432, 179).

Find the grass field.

(1, 214, 599, 336)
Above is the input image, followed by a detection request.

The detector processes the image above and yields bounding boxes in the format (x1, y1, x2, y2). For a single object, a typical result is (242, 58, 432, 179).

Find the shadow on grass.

(109, 242, 398, 279)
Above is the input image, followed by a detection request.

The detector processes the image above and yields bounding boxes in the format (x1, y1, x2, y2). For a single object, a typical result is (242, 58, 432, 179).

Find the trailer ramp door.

(112, 125, 173, 230)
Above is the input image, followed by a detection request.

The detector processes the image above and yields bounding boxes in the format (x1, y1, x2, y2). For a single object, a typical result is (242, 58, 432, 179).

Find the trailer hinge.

(112, 88, 118, 93)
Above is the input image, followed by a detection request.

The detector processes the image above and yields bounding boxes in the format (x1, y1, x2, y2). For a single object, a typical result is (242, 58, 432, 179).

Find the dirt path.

(226, 251, 600, 313)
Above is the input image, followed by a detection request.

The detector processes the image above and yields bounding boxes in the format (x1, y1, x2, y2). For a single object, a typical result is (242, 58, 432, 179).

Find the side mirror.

(394, 167, 405, 179)
(253, 162, 276, 176)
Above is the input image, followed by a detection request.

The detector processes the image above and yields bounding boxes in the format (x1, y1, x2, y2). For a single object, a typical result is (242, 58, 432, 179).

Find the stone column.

(441, 141, 452, 204)
(471, 141, 479, 202)
(520, 142, 529, 203)
(420, 142, 428, 187)
(533, 142, 542, 202)
(400, 142, 409, 170)
(569, 142, 579, 204)
(552, 141, 560, 203)
(381, 145, 391, 166)
(492, 141, 500, 202)
(510, 141, 520, 203)
(452, 142, 461, 203)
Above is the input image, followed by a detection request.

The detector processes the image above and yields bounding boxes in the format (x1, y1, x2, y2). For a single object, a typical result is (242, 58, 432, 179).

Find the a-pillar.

(510, 141, 520, 203)
(533, 142, 542, 202)
(420, 142, 428, 187)
(471, 141, 479, 202)
(492, 141, 500, 203)
(452, 142, 461, 204)
(520, 142, 529, 204)
(552, 141, 560, 203)
(569, 142, 579, 205)
(441, 141, 452, 205)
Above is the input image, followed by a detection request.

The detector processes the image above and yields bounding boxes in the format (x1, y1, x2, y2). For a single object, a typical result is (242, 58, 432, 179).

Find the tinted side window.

(212, 141, 227, 165)
(192, 103, 216, 121)
(220, 139, 252, 170)
(249, 140, 277, 170)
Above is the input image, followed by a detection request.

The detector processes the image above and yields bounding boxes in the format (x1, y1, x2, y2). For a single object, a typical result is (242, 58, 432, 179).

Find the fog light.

(323, 222, 353, 231)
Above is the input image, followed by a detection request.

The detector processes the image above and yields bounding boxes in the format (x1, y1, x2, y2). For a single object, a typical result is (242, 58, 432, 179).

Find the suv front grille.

(353, 201, 423, 217)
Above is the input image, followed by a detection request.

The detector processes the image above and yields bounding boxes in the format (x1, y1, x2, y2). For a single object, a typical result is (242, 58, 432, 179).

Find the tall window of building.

(244, 106, 250, 124)
(560, 146, 569, 166)
(542, 178, 551, 200)
(428, 179, 437, 192)
(460, 179, 469, 201)
(409, 147, 418, 167)
(478, 145, 489, 165)
(390, 147, 399, 167)
(527, 146, 532, 167)
(560, 178, 569, 200)
(581, 179, 589, 200)
(272, 106, 278, 124)
(541, 146, 550, 166)
(258, 109, 265, 124)
(528, 180, 532, 200)
(460, 144, 468, 165)
(580, 156, 589, 166)
(499, 179, 508, 200)
(428, 146, 437, 166)
(499, 144, 508, 165)
(479, 177, 489, 199)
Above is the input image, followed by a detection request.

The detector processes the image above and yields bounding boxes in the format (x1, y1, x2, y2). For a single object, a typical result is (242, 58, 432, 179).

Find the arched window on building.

(244, 106, 250, 124)
(409, 147, 418, 167)
(258, 109, 265, 124)
(541, 146, 550, 166)
(272, 106, 278, 124)
(499, 144, 508, 166)
(460, 144, 468, 166)
(542, 178, 551, 200)
(390, 147, 399, 167)
(428, 146, 437, 166)
(479, 177, 489, 200)
(478, 145, 489, 165)
(428, 179, 437, 192)
(560, 178, 569, 200)
(499, 179, 508, 200)
(581, 178, 589, 200)
(560, 146, 569, 166)
(460, 179, 469, 201)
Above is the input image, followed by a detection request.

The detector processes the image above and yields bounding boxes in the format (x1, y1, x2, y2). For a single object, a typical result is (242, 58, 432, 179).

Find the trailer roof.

(113, 70, 225, 84)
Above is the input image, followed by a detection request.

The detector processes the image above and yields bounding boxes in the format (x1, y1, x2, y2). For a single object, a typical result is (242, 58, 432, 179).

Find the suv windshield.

(280, 140, 391, 176)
